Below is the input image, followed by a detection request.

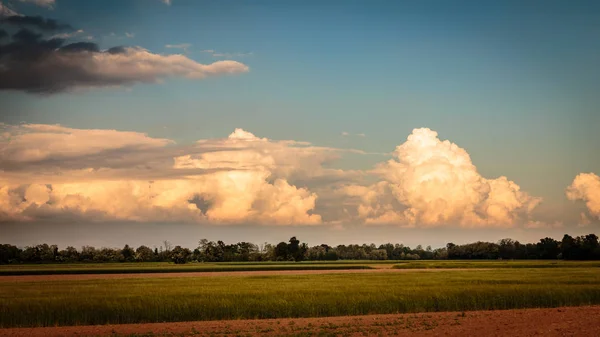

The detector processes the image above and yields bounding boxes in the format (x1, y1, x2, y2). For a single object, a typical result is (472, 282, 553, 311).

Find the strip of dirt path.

(2, 306, 599, 336)
(0, 267, 488, 282)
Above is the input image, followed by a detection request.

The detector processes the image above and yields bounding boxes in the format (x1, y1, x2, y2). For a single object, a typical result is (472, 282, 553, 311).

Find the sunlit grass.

(1, 268, 599, 327)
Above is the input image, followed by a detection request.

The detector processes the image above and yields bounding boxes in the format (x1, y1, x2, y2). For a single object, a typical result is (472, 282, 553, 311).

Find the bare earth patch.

(2, 306, 599, 337)
(0, 268, 488, 282)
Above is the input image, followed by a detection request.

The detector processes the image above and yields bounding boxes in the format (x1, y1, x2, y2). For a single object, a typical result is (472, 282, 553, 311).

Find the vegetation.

(1, 233, 599, 265)
(1, 268, 599, 328)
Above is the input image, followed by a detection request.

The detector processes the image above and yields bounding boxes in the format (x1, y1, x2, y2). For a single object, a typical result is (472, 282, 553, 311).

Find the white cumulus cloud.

(345, 128, 541, 228)
(566, 173, 600, 221)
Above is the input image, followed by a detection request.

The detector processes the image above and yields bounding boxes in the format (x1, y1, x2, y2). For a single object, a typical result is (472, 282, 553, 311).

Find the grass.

(393, 260, 600, 269)
(1, 260, 598, 275)
(1, 268, 600, 327)
(0, 262, 375, 276)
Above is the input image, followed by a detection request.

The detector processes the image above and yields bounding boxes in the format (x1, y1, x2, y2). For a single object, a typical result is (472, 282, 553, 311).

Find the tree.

(582, 234, 600, 260)
(0, 244, 21, 264)
(288, 237, 300, 260)
(537, 238, 559, 259)
(561, 234, 578, 260)
(121, 244, 135, 262)
(162, 240, 172, 252)
(498, 238, 516, 259)
(274, 242, 288, 261)
(58, 246, 79, 262)
(369, 249, 388, 260)
(80, 246, 97, 262)
(135, 245, 155, 262)
(170, 246, 192, 264)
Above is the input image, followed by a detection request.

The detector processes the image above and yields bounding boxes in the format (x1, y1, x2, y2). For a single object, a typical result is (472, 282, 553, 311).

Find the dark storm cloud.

(0, 15, 248, 93)
(60, 42, 100, 53)
(0, 29, 64, 60)
(2, 15, 72, 31)
(12, 27, 42, 42)
(0, 27, 104, 93)
(106, 46, 127, 54)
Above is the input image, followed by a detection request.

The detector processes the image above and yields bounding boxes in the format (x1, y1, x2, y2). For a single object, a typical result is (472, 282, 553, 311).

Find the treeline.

(1, 234, 599, 264)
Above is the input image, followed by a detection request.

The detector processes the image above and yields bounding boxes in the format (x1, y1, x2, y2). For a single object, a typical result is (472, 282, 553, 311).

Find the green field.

(1, 268, 600, 328)
(393, 260, 600, 269)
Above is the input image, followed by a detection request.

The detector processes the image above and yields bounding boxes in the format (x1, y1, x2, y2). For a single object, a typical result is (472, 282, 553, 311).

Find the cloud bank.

(0, 15, 249, 93)
(1, 124, 548, 228)
(0, 125, 329, 225)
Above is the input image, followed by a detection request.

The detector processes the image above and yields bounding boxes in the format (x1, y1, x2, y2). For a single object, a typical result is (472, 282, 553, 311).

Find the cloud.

(345, 128, 541, 228)
(212, 51, 253, 58)
(165, 43, 191, 53)
(566, 173, 600, 221)
(0, 124, 548, 228)
(107, 32, 135, 40)
(0, 35, 249, 93)
(0, 3, 20, 17)
(0, 15, 248, 93)
(2, 15, 71, 31)
(201, 49, 253, 59)
(524, 220, 563, 229)
(161, 0, 172, 5)
(0, 123, 173, 165)
(50, 29, 84, 39)
(341, 132, 366, 138)
(0, 125, 332, 225)
(18, 0, 55, 9)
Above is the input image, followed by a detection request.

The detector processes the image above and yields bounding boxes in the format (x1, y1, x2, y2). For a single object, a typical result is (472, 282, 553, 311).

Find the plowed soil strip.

(0, 267, 487, 282)
(2, 306, 599, 337)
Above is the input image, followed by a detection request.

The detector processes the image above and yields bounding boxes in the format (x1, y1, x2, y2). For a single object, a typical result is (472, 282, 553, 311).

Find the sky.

(0, 0, 599, 249)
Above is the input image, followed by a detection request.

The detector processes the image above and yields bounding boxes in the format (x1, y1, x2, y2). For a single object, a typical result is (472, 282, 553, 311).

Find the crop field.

(1, 266, 600, 329)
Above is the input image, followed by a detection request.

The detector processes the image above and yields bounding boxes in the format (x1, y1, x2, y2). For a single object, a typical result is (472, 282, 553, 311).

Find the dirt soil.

(2, 306, 599, 337)
(0, 268, 488, 282)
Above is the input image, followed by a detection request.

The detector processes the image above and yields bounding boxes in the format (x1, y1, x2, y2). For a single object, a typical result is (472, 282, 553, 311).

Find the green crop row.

(1, 268, 599, 328)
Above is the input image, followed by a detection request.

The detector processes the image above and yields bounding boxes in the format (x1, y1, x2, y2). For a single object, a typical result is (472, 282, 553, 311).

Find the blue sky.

(1, 0, 599, 247)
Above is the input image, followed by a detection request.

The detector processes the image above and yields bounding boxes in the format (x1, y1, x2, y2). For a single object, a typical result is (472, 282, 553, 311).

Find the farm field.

(393, 260, 600, 269)
(0, 262, 378, 276)
(1, 267, 600, 328)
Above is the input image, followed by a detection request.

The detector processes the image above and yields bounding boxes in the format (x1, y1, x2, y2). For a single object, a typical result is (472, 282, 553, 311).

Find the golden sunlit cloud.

(567, 173, 600, 224)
